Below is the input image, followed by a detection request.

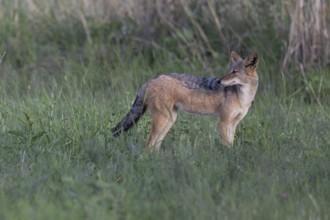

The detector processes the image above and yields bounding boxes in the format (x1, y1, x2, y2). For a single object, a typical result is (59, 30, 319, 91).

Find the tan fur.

(113, 51, 259, 151)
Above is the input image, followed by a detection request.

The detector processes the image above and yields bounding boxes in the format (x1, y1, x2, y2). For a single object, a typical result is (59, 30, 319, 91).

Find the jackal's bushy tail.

(111, 85, 147, 137)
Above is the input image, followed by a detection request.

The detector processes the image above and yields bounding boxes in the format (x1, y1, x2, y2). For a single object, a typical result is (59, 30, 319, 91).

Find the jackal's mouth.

(221, 80, 237, 86)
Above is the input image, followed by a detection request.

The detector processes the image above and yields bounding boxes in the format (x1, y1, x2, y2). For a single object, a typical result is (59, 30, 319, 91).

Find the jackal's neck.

(237, 79, 258, 107)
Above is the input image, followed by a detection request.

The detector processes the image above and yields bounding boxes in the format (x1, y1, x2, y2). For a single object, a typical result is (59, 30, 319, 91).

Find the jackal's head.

(220, 51, 259, 87)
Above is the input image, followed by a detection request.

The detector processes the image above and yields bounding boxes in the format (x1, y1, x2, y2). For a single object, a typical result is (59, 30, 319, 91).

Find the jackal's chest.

(230, 106, 249, 121)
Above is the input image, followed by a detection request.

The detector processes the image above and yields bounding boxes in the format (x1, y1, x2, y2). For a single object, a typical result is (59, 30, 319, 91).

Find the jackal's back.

(166, 73, 223, 93)
(143, 73, 226, 115)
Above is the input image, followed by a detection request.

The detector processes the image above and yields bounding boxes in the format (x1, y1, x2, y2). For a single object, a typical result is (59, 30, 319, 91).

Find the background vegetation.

(0, 0, 329, 219)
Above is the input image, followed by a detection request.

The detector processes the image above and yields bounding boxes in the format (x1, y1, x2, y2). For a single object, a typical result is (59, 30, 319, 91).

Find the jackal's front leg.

(219, 120, 237, 147)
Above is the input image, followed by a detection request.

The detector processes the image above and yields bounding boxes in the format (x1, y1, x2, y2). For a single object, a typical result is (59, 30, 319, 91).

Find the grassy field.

(1, 1, 330, 219)
(1, 51, 329, 219)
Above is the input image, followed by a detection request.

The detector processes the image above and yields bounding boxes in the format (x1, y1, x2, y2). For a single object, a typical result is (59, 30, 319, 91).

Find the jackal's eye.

(231, 70, 238, 74)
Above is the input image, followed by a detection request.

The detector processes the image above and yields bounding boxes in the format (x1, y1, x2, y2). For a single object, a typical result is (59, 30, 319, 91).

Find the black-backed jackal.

(112, 51, 259, 150)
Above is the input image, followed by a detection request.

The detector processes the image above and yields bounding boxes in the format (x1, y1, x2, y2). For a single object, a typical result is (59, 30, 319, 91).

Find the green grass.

(0, 3, 330, 218)
(0, 54, 329, 220)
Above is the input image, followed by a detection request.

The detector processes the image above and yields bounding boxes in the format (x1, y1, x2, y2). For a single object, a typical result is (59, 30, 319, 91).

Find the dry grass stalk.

(178, 0, 216, 56)
(1, 0, 329, 70)
(283, 0, 330, 70)
(206, 0, 226, 44)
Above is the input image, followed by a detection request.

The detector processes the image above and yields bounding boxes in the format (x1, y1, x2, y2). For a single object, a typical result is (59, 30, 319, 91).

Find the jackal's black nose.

(217, 79, 222, 84)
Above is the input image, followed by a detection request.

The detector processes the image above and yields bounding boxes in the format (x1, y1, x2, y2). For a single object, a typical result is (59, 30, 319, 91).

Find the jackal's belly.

(174, 98, 220, 115)
(169, 85, 223, 114)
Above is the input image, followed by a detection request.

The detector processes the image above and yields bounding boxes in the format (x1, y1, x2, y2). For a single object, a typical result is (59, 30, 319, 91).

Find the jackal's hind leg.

(146, 111, 177, 151)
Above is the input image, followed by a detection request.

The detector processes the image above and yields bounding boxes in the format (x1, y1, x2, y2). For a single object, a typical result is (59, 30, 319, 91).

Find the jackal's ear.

(243, 51, 259, 70)
(230, 51, 242, 62)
